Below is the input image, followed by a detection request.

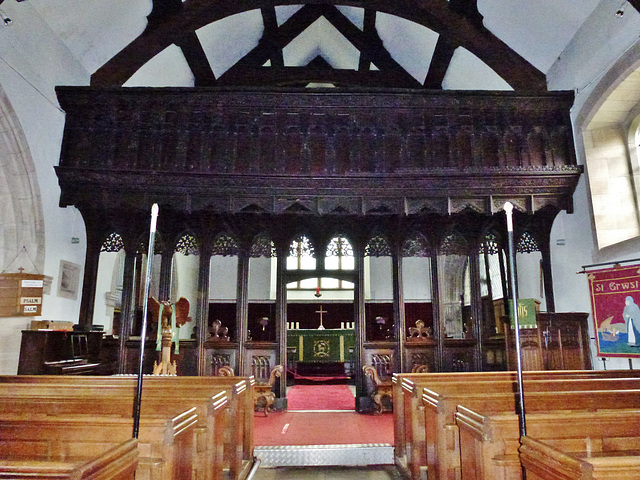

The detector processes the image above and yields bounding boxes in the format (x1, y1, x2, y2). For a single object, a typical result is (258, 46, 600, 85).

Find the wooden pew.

(0, 438, 138, 480)
(0, 386, 227, 480)
(520, 435, 640, 480)
(0, 375, 255, 480)
(423, 388, 640, 480)
(0, 409, 197, 480)
(393, 370, 640, 479)
(456, 407, 640, 480)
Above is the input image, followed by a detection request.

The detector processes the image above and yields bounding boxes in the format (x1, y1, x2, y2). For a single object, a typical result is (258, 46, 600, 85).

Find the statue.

(209, 319, 230, 341)
(148, 297, 192, 375)
(407, 319, 433, 341)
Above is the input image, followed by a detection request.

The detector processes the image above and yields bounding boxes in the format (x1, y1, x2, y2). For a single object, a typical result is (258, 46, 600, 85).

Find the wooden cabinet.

(503, 312, 591, 371)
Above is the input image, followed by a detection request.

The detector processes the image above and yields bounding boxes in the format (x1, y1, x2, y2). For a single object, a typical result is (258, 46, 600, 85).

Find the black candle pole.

(133, 203, 159, 439)
(504, 202, 527, 438)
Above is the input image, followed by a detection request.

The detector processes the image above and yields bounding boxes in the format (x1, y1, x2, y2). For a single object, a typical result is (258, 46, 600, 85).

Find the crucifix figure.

(316, 305, 327, 330)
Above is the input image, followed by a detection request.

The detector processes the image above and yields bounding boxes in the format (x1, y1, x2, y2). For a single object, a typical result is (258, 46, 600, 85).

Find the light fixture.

(0, 12, 11, 26)
(616, 1, 627, 17)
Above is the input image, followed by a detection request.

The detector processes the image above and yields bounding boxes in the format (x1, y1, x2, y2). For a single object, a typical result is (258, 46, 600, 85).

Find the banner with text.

(588, 264, 640, 358)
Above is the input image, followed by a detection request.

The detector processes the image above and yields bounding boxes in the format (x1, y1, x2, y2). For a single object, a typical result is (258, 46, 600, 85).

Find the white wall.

(0, 6, 92, 373)
(545, 3, 640, 370)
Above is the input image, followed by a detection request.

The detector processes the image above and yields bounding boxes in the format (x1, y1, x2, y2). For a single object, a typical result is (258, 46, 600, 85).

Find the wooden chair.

(217, 365, 234, 376)
(254, 365, 282, 416)
(364, 365, 393, 413)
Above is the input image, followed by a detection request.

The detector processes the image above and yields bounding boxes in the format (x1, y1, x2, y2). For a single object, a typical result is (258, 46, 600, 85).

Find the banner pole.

(133, 203, 159, 439)
(504, 202, 527, 438)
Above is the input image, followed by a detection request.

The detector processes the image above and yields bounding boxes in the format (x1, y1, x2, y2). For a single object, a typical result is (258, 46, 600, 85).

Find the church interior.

(2, 0, 640, 478)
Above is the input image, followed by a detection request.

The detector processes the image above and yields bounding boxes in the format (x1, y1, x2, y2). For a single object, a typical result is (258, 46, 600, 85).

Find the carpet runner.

(254, 411, 394, 446)
(286, 384, 355, 411)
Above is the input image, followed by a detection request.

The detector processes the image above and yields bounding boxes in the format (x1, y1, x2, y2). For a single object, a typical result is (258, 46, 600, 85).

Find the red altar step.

(254, 411, 394, 446)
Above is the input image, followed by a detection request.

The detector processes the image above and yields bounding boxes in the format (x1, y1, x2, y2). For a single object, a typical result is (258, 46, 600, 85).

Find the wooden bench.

(393, 370, 640, 480)
(0, 375, 255, 480)
(0, 408, 197, 480)
(423, 388, 640, 480)
(0, 385, 227, 480)
(456, 407, 640, 480)
(0, 438, 138, 480)
(520, 435, 640, 480)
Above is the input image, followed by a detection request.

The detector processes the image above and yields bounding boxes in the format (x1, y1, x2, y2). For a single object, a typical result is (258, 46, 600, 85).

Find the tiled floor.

(252, 465, 402, 479)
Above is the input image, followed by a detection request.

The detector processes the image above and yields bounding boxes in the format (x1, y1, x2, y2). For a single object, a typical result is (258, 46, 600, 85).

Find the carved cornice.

(55, 87, 581, 217)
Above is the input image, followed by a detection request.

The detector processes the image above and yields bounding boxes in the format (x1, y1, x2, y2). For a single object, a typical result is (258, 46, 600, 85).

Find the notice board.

(0, 273, 45, 317)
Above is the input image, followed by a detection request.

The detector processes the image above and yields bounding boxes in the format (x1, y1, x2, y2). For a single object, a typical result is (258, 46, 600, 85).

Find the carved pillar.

(197, 245, 212, 375)
(540, 241, 556, 313)
(482, 247, 497, 338)
(236, 247, 250, 376)
(117, 247, 137, 374)
(498, 246, 510, 317)
(354, 244, 367, 406)
(431, 251, 443, 372)
(275, 243, 288, 402)
(77, 209, 103, 326)
(469, 253, 483, 371)
(392, 245, 406, 373)
(159, 250, 173, 301)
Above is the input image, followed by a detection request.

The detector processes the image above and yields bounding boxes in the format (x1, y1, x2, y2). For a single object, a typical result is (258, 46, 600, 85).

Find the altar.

(287, 329, 355, 363)
(287, 329, 355, 378)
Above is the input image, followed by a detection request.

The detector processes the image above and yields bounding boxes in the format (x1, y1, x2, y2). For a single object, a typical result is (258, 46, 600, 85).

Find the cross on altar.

(316, 305, 327, 330)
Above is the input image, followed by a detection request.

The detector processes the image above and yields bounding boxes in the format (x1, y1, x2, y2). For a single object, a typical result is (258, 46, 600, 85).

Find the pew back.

(456, 407, 640, 480)
(393, 370, 640, 480)
(0, 438, 139, 480)
(0, 375, 254, 480)
(0, 408, 197, 480)
(422, 388, 640, 480)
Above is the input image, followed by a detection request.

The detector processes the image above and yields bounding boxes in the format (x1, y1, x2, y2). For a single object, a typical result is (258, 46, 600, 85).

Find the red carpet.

(254, 411, 394, 446)
(287, 384, 355, 411)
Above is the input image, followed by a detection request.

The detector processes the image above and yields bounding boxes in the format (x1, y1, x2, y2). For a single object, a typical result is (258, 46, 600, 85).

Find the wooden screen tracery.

(55, 86, 585, 405)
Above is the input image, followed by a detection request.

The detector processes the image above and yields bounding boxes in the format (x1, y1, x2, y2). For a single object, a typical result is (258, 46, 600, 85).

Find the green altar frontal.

(287, 329, 355, 363)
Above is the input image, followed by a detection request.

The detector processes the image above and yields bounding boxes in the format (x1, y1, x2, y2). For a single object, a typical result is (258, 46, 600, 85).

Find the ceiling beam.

(358, 9, 377, 71)
(261, 7, 284, 68)
(218, 5, 323, 81)
(423, 35, 456, 88)
(218, 65, 420, 88)
(175, 32, 217, 86)
(321, 5, 422, 87)
(91, 0, 546, 91)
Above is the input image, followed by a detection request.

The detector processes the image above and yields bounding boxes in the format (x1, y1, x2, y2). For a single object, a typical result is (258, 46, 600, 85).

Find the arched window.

(581, 66, 640, 249)
(322, 235, 354, 290)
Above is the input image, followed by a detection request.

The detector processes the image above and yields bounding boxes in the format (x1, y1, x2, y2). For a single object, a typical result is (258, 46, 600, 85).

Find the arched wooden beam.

(91, 0, 546, 91)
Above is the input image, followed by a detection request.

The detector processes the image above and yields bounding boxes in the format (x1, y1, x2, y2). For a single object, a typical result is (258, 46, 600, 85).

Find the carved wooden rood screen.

(55, 86, 582, 409)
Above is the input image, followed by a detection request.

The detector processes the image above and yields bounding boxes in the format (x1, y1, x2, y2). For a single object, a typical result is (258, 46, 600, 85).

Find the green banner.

(508, 298, 538, 329)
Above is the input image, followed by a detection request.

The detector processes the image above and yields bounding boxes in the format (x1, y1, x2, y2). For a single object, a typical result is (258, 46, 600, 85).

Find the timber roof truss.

(91, 0, 546, 91)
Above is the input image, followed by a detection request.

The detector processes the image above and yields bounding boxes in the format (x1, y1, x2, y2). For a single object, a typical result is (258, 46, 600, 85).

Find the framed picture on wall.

(57, 260, 81, 300)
